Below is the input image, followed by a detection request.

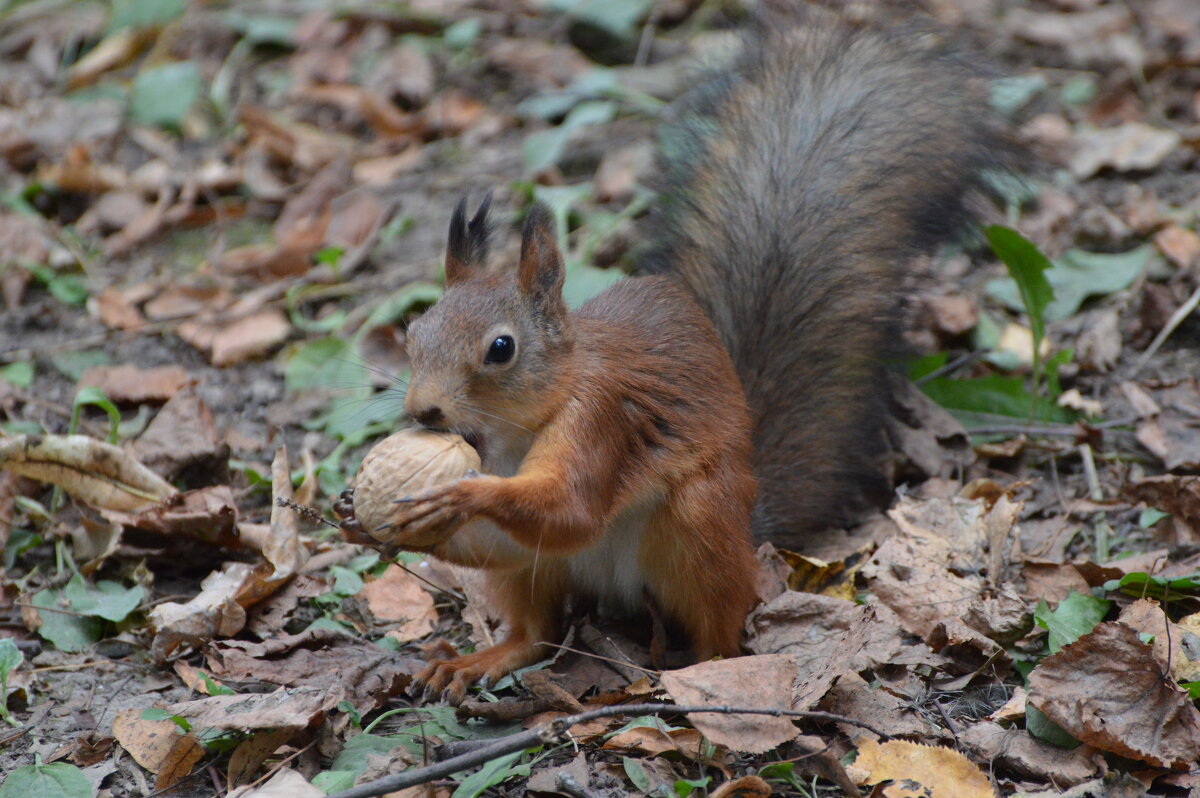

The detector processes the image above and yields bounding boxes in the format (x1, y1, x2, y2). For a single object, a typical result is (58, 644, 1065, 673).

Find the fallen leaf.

(852, 738, 994, 798)
(1124, 475, 1200, 539)
(130, 388, 229, 483)
(601, 724, 707, 758)
(358, 564, 437, 643)
(227, 727, 301, 787)
(266, 445, 307, 579)
(1069, 122, 1182, 179)
(1117, 599, 1200, 682)
(1153, 225, 1200, 270)
(78, 364, 190, 405)
(205, 628, 420, 715)
(112, 710, 205, 790)
(228, 767, 323, 798)
(105, 484, 241, 547)
(660, 654, 798, 754)
(0, 434, 176, 512)
(91, 286, 145, 330)
(206, 308, 292, 366)
(166, 686, 333, 733)
(958, 720, 1101, 786)
(1028, 621, 1200, 769)
(710, 775, 771, 798)
(148, 561, 268, 661)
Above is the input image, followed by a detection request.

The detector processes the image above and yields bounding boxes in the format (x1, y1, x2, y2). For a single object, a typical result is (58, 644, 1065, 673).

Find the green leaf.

(759, 761, 804, 789)
(522, 100, 616, 174)
(141, 708, 191, 731)
(30, 589, 103, 653)
(221, 11, 297, 46)
(311, 770, 355, 793)
(47, 275, 88, 307)
(1034, 592, 1110, 654)
(0, 361, 34, 388)
(989, 74, 1047, 116)
(109, 0, 186, 31)
(130, 62, 202, 128)
(1138, 508, 1170, 528)
(1183, 681, 1200, 700)
(444, 18, 482, 49)
(359, 282, 442, 334)
(1025, 702, 1079, 748)
(0, 637, 24, 726)
(1103, 571, 1200, 603)
(63, 575, 144, 622)
(337, 700, 362, 728)
(451, 748, 527, 798)
(563, 263, 624, 308)
(919, 373, 1073, 424)
(199, 672, 236, 696)
(545, 0, 655, 39)
(70, 386, 121, 443)
(49, 350, 110, 382)
(0, 762, 95, 798)
(327, 566, 364, 597)
(623, 757, 650, 792)
(987, 245, 1152, 322)
(985, 226, 1054, 354)
(284, 338, 366, 393)
(673, 776, 711, 798)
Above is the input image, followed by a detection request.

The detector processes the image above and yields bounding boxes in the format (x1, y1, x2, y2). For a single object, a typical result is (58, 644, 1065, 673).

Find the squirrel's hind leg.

(414, 561, 567, 704)
(641, 470, 758, 661)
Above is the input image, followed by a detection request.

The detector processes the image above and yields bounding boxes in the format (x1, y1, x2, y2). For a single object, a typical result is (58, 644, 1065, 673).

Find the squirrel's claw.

(385, 482, 472, 550)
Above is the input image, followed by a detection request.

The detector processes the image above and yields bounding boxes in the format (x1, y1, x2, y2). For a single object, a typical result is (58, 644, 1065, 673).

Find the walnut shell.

(352, 428, 481, 542)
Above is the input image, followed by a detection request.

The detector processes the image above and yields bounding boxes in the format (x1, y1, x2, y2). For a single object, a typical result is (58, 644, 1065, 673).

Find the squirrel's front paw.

(384, 480, 476, 550)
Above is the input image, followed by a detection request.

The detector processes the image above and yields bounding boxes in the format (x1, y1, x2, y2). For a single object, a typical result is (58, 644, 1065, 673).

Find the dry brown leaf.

(359, 564, 437, 643)
(104, 484, 240, 547)
(267, 445, 307, 579)
(822, 672, 936, 740)
(958, 720, 1102, 786)
(39, 143, 129, 193)
(1028, 621, 1200, 769)
(78, 364, 190, 405)
(1117, 599, 1200, 682)
(659, 654, 798, 754)
(65, 28, 151, 89)
(148, 561, 257, 661)
(205, 628, 420, 715)
(92, 286, 145, 330)
(1124, 475, 1200, 539)
(860, 494, 994, 639)
(144, 284, 233, 321)
(1153, 225, 1200, 270)
(208, 308, 292, 366)
(710, 775, 772, 798)
(238, 103, 354, 172)
(0, 433, 176, 512)
(601, 725, 707, 758)
(227, 767, 323, 798)
(746, 591, 938, 674)
(130, 388, 228, 483)
(851, 738, 995, 798)
(111, 709, 205, 790)
(1070, 122, 1182, 179)
(526, 753, 590, 797)
(166, 686, 332, 733)
(227, 727, 300, 787)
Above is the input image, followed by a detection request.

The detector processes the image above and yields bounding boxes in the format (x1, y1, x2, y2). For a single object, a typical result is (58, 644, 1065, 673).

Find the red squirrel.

(369, 15, 1003, 702)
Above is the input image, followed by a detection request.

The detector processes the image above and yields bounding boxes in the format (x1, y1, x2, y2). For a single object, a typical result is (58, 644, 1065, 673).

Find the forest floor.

(2, 1, 1200, 797)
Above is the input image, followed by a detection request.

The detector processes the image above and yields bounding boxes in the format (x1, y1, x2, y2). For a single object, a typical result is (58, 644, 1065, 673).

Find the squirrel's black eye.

(485, 335, 515, 365)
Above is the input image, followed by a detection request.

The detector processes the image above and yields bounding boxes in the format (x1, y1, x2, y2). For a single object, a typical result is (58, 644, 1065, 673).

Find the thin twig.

(1133, 280, 1200, 376)
(324, 702, 888, 798)
(539, 641, 659, 676)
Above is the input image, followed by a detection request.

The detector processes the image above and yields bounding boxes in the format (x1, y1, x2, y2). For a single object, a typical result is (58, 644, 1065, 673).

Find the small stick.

(323, 702, 887, 798)
(1133, 281, 1200, 376)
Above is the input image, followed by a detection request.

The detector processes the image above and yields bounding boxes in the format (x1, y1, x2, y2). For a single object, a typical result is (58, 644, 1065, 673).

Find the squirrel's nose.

(413, 406, 444, 427)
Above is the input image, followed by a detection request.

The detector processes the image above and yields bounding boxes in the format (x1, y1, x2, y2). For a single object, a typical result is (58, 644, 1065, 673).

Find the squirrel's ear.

(517, 202, 565, 306)
(445, 192, 493, 285)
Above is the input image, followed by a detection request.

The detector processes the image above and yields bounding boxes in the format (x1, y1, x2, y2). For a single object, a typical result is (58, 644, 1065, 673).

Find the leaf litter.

(3, 0, 1200, 796)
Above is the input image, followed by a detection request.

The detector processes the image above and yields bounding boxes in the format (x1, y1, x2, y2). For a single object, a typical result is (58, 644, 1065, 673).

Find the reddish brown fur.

(393, 206, 757, 700)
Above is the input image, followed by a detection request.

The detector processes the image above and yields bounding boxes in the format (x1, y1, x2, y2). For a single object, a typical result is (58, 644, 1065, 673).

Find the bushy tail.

(639, 17, 1005, 548)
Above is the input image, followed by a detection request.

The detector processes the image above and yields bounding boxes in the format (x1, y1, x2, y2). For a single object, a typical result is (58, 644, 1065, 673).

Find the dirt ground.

(2, 1, 1200, 797)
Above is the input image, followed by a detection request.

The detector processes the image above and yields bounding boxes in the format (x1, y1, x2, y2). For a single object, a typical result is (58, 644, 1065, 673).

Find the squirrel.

(375, 14, 1003, 702)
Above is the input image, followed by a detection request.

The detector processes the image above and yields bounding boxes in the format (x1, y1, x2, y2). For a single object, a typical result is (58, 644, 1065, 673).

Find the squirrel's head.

(403, 195, 571, 459)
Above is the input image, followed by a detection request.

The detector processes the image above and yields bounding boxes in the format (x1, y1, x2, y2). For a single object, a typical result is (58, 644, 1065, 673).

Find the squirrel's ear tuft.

(518, 202, 565, 309)
(445, 192, 494, 285)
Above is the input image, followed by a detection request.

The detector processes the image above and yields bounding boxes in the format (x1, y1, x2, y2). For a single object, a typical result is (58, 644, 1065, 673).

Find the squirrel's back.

(639, 18, 1005, 547)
